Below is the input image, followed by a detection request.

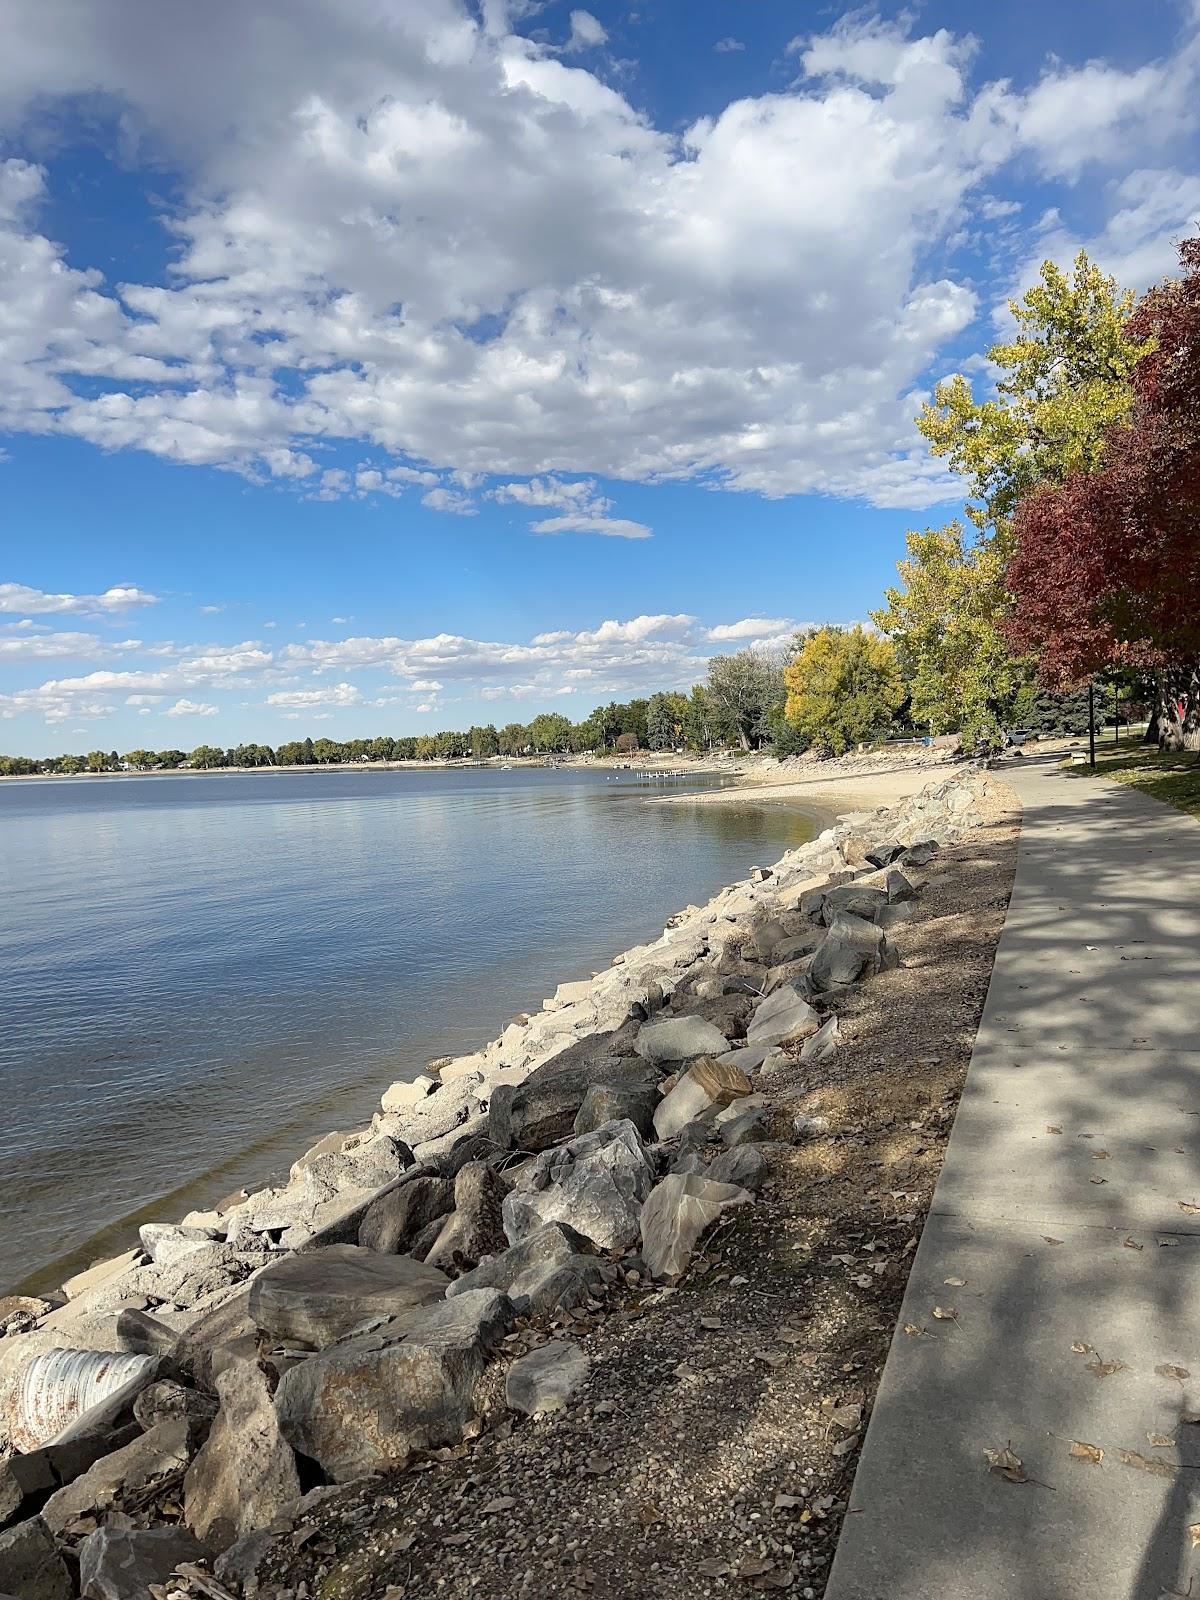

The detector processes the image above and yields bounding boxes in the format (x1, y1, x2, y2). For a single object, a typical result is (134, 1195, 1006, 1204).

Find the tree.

(647, 691, 687, 750)
(122, 749, 155, 770)
(783, 627, 906, 756)
(188, 745, 226, 769)
(85, 750, 111, 773)
(873, 522, 1028, 751)
(498, 723, 528, 757)
(615, 731, 639, 754)
(706, 649, 785, 751)
(528, 712, 573, 753)
(413, 735, 438, 760)
(918, 251, 1153, 534)
(156, 749, 186, 769)
(469, 724, 500, 759)
(1005, 236, 1200, 747)
(570, 715, 604, 753)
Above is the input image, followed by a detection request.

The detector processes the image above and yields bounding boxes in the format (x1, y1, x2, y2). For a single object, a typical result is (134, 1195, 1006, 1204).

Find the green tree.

(413, 734, 438, 760)
(85, 750, 111, 773)
(647, 691, 688, 750)
(873, 522, 1028, 751)
(122, 749, 155, 770)
(528, 712, 573, 753)
(469, 724, 500, 759)
(155, 749, 186, 769)
(188, 745, 227, 769)
(706, 649, 785, 751)
(570, 715, 604, 753)
(918, 250, 1153, 534)
(498, 722, 529, 757)
(783, 626, 906, 756)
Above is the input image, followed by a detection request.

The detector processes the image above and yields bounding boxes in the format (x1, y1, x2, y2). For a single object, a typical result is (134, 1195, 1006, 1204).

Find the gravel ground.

(252, 798, 1020, 1600)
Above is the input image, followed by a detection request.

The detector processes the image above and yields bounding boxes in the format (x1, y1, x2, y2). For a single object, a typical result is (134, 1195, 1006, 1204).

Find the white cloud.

(199, 603, 225, 614)
(564, 10, 606, 52)
(705, 618, 793, 642)
(165, 698, 219, 717)
(530, 514, 651, 539)
(0, 627, 139, 660)
(0, 581, 159, 615)
(0, 5, 1192, 510)
(714, 38, 745, 54)
(420, 487, 477, 516)
(265, 681, 363, 709)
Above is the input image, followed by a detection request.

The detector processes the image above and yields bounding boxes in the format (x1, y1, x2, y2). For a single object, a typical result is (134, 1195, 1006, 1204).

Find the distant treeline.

(1, 634, 1102, 778)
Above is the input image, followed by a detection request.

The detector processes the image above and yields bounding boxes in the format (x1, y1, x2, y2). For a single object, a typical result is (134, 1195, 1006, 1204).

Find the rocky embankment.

(0, 767, 1007, 1600)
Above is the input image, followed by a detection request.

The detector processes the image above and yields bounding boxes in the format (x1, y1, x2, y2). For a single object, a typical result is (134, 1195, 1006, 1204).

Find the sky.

(2, 0, 1199, 755)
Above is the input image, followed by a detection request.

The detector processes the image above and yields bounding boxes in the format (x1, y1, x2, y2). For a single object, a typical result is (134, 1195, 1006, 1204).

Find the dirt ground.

(255, 798, 1021, 1600)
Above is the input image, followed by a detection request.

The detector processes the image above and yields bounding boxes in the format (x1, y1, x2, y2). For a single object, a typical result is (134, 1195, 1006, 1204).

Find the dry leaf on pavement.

(1069, 1441, 1103, 1465)
(983, 1445, 1027, 1484)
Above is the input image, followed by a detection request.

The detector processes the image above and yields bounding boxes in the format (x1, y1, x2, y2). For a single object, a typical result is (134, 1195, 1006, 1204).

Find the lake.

(0, 766, 821, 1294)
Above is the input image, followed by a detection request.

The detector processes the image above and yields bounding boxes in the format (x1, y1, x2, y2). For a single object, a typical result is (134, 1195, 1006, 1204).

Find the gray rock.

(183, 1356, 301, 1548)
(670, 1150, 708, 1176)
(639, 1173, 754, 1280)
(357, 1176, 455, 1254)
(706, 1145, 769, 1191)
(865, 841, 906, 868)
(800, 1014, 840, 1062)
(42, 1419, 192, 1534)
(114, 1308, 179, 1357)
(876, 899, 916, 932)
(488, 1025, 643, 1152)
(446, 1222, 614, 1315)
(719, 1107, 770, 1148)
(249, 1244, 448, 1349)
(633, 1015, 728, 1065)
(0, 1518, 72, 1600)
(214, 1529, 276, 1592)
(274, 1290, 513, 1482)
(78, 1525, 204, 1600)
(793, 1113, 831, 1140)
(883, 867, 917, 901)
(715, 1043, 774, 1073)
(820, 883, 889, 924)
(506, 1342, 589, 1416)
(138, 1224, 218, 1267)
(746, 983, 820, 1047)
(899, 839, 939, 866)
(502, 1121, 654, 1251)
(573, 1077, 658, 1140)
(423, 1161, 509, 1275)
(132, 1379, 218, 1440)
(807, 911, 897, 993)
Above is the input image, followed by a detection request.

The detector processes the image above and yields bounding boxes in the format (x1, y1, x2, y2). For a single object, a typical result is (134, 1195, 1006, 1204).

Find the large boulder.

(633, 1016, 729, 1065)
(274, 1290, 513, 1482)
(249, 1245, 448, 1349)
(653, 1058, 752, 1141)
(488, 1025, 645, 1151)
(446, 1222, 615, 1315)
(819, 883, 889, 924)
(706, 1144, 770, 1191)
(800, 1015, 840, 1062)
(639, 1173, 754, 1280)
(183, 1357, 301, 1548)
(746, 984, 820, 1048)
(501, 1121, 655, 1252)
(138, 1224, 219, 1267)
(899, 839, 939, 867)
(807, 911, 898, 993)
(78, 1525, 204, 1600)
(0, 1518, 72, 1600)
(506, 1343, 589, 1417)
(357, 1176, 455, 1255)
(573, 1076, 658, 1140)
(423, 1161, 510, 1275)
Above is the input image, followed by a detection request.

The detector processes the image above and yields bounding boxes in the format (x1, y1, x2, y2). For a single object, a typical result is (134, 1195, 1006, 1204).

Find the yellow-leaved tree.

(783, 626, 906, 756)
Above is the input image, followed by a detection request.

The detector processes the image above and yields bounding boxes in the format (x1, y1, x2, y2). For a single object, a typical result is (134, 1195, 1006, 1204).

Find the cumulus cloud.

(165, 698, 219, 717)
(0, 581, 159, 615)
(0, 627, 139, 661)
(0, 4, 1192, 512)
(265, 681, 363, 709)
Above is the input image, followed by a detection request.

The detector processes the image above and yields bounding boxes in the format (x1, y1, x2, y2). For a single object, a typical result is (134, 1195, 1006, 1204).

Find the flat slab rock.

(78, 1525, 204, 1600)
(506, 1341, 589, 1416)
(653, 1057, 752, 1140)
(447, 1221, 614, 1316)
(248, 1244, 448, 1348)
(639, 1172, 754, 1280)
(634, 1015, 729, 1065)
(0, 1517, 73, 1600)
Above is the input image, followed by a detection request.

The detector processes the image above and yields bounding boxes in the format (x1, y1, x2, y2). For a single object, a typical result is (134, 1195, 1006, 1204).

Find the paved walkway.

(825, 754, 1200, 1600)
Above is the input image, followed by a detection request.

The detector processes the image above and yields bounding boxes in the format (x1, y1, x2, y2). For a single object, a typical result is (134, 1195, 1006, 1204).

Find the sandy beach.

(649, 750, 963, 820)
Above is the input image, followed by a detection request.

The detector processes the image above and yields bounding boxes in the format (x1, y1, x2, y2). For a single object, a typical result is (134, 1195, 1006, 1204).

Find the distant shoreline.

(0, 752, 751, 781)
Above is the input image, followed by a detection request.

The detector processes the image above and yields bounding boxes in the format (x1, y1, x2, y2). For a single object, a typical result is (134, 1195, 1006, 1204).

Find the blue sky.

(2, 0, 1199, 754)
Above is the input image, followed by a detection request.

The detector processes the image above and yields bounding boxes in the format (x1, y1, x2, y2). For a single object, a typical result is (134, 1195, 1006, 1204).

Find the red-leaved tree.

(1006, 236, 1200, 747)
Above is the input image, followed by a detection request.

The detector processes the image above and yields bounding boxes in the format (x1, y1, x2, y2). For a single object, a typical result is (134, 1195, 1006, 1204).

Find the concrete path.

(825, 754, 1200, 1600)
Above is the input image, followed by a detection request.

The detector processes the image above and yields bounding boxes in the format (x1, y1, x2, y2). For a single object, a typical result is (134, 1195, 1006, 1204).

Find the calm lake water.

(0, 767, 820, 1293)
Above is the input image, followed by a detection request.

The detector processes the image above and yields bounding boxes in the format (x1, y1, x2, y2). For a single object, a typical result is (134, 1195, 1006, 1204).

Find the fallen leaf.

(830, 1403, 862, 1431)
(1072, 1342, 1094, 1355)
(831, 1433, 860, 1458)
(774, 1493, 805, 1509)
(1117, 1449, 1176, 1479)
(932, 1305, 959, 1322)
(944, 1276, 966, 1287)
(442, 1532, 473, 1547)
(635, 1500, 661, 1527)
(738, 1557, 776, 1578)
(1155, 1364, 1190, 1382)
(1069, 1440, 1104, 1465)
(1147, 1433, 1175, 1448)
(1188, 1524, 1200, 1551)
(696, 1558, 734, 1578)
(852, 1274, 874, 1289)
(1089, 1177, 1108, 1185)
(776, 1328, 806, 1345)
(1123, 1236, 1143, 1251)
(1085, 1356, 1127, 1379)
(1178, 1201, 1200, 1215)
(902, 1322, 930, 1338)
(983, 1445, 1027, 1484)
(1046, 1125, 1062, 1135)
(1043, 1236, 1064, 1246)
(394, 1533, 417, 1552)
(1093, 1150, 1111, 1160)
(584, 1455, 613, 1475)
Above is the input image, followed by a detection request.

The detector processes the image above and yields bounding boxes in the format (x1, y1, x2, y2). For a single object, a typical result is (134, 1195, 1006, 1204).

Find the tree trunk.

(736, 723, 751, 752)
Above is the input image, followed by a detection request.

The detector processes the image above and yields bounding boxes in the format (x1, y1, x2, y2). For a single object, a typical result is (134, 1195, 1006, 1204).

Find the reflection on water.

(0, 767, 818, 1292)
